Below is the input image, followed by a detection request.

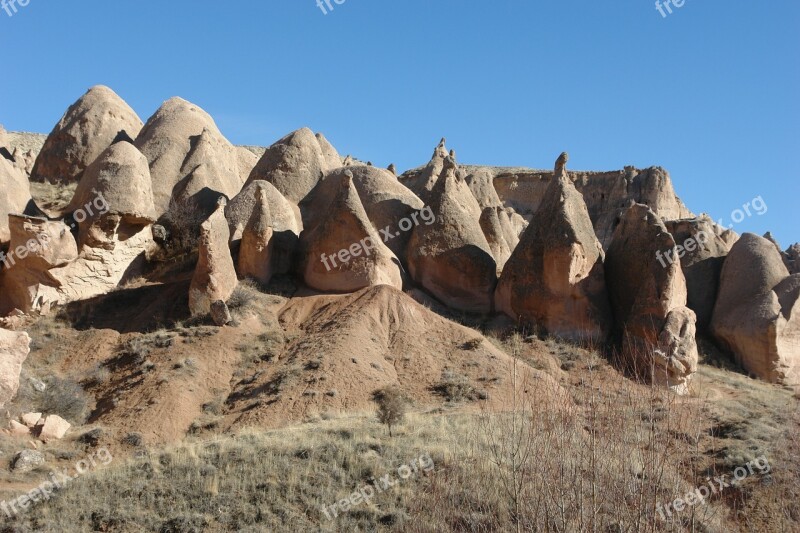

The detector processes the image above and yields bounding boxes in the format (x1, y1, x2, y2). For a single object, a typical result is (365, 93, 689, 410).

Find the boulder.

(0, 156, 33, 244)
(301, 165, 424, 260)
(135, 97, 247, 214)
(226, 180, 301, 274)
(10, 449, 44, 472)
(210, 300, 232, 327)
(407, 157, 497, 313)
(496, 157, 612, 344)
(238, 187, 274, 285)
(605, 204, 698, 394)
(300, 172, 402, 293)
(710, 233, 800, 386)
(31, 86, 143, 184)
(663, 215, 734, 329)
(189, 199, 238, 316)
(245, 128, 341, 204)
(39, 414, 71, 441)
(9, 420, 29, 436)
(0, 329, 31, 407)
(21, 412, 42, 427)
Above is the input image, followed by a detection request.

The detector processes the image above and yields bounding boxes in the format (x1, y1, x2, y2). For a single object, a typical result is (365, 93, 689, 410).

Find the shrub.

(372, 387, 408, 437)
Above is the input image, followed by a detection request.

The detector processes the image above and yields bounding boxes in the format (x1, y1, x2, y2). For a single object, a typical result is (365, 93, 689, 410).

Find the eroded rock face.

(301, 165, 424, 261)
(783, 243, 800, 275)
(711, 233, 800, 386)
(605, 204, 698, 394)
(664, 215, 735, 329)
(0, 156, 33, 244)
(226, 181, 301, 275)
(135, 98, 247, 214)
(407, 158, 497, 313)
(189, 200, 238, 316)
(246, 128, 341, 204)
(496, 163, 612, 344)
(300, 173, 402, 293)
(479, 207, 512, 273)
(0, 328, 31, 408)
(31, 86, 143, 184)
(238, 187, 274, 285)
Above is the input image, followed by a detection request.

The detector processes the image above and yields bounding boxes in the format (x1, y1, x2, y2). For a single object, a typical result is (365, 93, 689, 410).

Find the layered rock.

(245, 128, 341, 204)
(496, 157, 612, 343)
(189, 199, 238, 316)
(0, 156, 33, 244)
(0, 328, 31, 408)
(301, 165, 424, 260)
(300, 172, 402, 293)
(238, 187, 274, 285)
(663, 215, 735, 329)
(710, 233, 800, 386)
(31, 86, 143, 184)
(407, 157, 497, 313)
(605, 204, 698, 394)
(493, 165, 694, 249)
(226, 181, 301, 275)
(135, 98, 248, 214)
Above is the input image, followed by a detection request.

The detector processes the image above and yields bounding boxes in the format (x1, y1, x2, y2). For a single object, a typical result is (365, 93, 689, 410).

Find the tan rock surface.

(238, 187, 274, 285)
(189, 200, 238, 316)
(0, 156, 33, 244)
(0, 328, 30, 407)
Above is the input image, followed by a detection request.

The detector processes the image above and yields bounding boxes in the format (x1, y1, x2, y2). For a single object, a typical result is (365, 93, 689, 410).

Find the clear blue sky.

(1, 1, 798, 245)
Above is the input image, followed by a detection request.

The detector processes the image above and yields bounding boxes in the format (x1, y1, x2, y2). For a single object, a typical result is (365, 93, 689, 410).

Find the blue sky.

(1, 1, 798, 244)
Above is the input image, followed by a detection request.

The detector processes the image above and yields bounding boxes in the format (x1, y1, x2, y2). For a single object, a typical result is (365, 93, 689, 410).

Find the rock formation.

(226, 181, 301, 275)
(479, 207, 513, 273)
(238, 187, 274, 285)
(710, 233, 800, 386)
(0, 156, 34, 244)
(0, 328, 31, 408)
(135, 97, 248, 214)
(663, 215, 734, 329)
(245, 128, 341, 204)
(31, 86, 143, 184)
(605, 204, 699, 394)
(301, 165, 424, 260)
(300, 172, 402, 293)
(495, 156, 612, 343)
(189, 198, 239, 316)
(783, 243, 800, 275)
(407, 157, 497, 313)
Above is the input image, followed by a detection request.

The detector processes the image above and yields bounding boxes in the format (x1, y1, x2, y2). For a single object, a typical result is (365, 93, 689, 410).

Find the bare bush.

(373, 387, 409, 437)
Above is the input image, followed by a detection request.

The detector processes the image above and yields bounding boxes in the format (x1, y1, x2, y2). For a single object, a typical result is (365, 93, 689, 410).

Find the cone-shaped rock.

(301, 165, 424, 260)
(226, 181, 300, 275)
(238, 187, 274, 285)
(407, 157, 497, 313)
(496, 159, 612, 343)
(605, 204, 698, 394)
(135, 98, 246, 214)
(664, 215, 735, 329)
(0, 157, 33, 244)
(710, 233, 800, 386)
(31, 86, 143, 184)
(189, 199, 238, 316)
(300, 173, 402, 293)
(246, 128, 341, 204)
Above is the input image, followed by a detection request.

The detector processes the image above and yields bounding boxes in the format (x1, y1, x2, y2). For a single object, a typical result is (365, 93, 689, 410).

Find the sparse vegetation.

(373, 387, 409, 437)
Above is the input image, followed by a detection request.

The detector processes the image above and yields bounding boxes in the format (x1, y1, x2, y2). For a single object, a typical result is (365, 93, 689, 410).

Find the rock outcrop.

(189, 199, 238, 316)
(246, 128, 341, 204)
(0, 328, 31, 408)
(31, 86, 143, 184)
(663, 215, 735, 329)
(710, 233, 800, 386)
(238, 187, 274, 285)
(496, 156, 611, 343)
(135, 98, 248, 214)
(226, 181, 301, 275)
(301, 165, 424, 260)
(407, 157, 497, 313)
(783, 243, 800, 275)
(0, 156, 33, 244)
(300, 172, 402, 293)
(605, 204, 699, 394)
